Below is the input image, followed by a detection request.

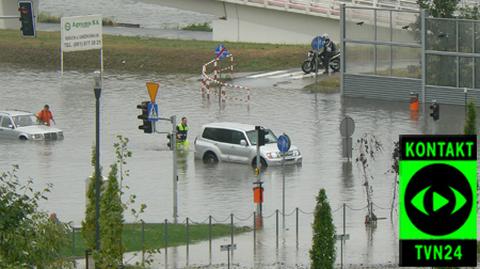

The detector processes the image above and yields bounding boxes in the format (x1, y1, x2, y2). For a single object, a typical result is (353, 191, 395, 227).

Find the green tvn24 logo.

(399, 135, 477, 267)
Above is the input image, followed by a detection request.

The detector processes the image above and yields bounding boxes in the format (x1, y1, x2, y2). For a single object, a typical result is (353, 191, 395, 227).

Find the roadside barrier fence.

(70, 202, 394, 268)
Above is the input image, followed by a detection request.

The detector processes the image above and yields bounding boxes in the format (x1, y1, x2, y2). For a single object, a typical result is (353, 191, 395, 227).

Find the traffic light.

(430, 101, 440, 121)
(256, 126, 266, 146)
(137, 101, 152, 133)
(166, 133, 173, 150)
(18, 1, 35, 37)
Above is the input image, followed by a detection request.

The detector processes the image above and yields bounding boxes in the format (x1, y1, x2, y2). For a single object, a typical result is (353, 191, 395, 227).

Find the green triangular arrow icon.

(433, 192, 449, 212)
(450, 187, 467, 214)
(412, 186, 430, 216)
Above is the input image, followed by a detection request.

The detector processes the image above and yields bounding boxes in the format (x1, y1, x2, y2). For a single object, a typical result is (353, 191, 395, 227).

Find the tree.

(464, 101, 477, 135)
(355, 134, 383, 224)
(417, 0, 459, 18)
(97, 164, 124, 268)
(81, 146, 103, 251)
(310, 189, 336, 269)
(0, 165, 72, 268)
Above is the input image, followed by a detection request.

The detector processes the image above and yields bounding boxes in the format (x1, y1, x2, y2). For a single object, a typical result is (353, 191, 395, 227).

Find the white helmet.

(322, 33, 329, 40)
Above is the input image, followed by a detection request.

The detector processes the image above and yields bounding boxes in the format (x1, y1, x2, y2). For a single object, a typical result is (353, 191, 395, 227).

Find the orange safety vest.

(37, 110, 53, 126)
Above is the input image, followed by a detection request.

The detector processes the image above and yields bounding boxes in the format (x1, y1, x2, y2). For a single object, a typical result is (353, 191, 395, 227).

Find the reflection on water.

(0, 66, 477, 267)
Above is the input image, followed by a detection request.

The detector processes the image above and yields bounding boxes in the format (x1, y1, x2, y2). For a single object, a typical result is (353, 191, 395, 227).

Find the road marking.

(291, 73, 316, 79)
(269, 71, 304, 79)
(247, 70, 288, 78)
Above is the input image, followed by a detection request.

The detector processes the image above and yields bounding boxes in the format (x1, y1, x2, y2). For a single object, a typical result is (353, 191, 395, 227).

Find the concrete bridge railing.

(221, 0, 420, 19)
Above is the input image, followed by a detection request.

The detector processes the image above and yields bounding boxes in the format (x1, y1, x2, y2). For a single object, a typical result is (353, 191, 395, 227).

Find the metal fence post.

(253, 211, 256, 254)
(276, 209, 279, 249)
(209, 215, 212, 265)
(421, 9, 426, 106)
(85, 250, 90, 269)
(71, 226, 75, 256)
(164, 219, 168, 269)
(186, 217, 189, 266)
(141, 220, 145, 266)
(295, 207, 299, 249)
(340, 3, 346, 95)
(230, 213, 234, 259)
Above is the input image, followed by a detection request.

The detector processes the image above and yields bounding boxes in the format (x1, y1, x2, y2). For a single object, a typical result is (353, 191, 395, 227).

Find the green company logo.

(65, 22, 71, 31)
(399, 135, 477, 267)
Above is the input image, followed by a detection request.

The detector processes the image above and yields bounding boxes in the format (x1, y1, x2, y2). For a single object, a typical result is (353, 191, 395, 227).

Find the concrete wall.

(142, 0, 417, 44)
(0, 0, 39, 30)
(212, 2, 338, 44)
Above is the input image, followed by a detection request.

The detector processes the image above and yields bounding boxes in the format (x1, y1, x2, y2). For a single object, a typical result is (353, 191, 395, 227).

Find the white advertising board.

(61, 15, 102, 52)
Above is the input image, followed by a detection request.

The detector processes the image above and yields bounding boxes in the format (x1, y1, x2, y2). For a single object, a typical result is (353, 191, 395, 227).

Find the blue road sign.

(147, 102, 159, 121)
(215, 44, 229, 60)
(277, 134, 291, 153)
(311, 36, 325, 51)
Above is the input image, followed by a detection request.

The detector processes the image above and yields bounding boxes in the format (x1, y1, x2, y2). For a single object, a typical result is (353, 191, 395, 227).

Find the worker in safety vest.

(176, 117, 189, 147)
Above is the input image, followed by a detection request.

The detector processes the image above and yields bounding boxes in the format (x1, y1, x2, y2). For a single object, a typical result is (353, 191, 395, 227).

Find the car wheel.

(19, 136, 27, 140)
(251, 157, 268, 168)
(203, 151, 218, 164)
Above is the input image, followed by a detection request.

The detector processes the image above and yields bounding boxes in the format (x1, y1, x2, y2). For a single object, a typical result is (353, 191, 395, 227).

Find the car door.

(224, 130, 251, 163)
(202, 127, 230, 162)
(0, 116, 16, 139)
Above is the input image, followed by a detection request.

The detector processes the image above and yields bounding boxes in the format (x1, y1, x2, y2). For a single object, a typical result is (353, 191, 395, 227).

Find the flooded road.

(0, 65, 477, 267)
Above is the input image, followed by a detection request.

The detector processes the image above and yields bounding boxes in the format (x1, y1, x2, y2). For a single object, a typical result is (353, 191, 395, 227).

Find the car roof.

(202, 122, 257, 132)
(0, 110, 33, 116)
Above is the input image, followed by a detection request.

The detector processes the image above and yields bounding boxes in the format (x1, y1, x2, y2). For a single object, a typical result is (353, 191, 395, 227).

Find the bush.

(310, 188, 336, 269)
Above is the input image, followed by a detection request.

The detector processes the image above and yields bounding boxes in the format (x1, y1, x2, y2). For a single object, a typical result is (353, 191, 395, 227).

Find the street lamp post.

(93, 71, 102, 251)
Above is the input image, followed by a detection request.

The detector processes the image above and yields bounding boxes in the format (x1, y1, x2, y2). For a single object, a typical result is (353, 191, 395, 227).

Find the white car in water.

(0, 110, 63, 140)
(194, 122, 302, 167)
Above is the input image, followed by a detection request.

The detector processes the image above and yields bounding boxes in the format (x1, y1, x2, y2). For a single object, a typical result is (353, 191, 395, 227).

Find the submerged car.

(0, 110, 63, 140)
(194, 122, 302, 167)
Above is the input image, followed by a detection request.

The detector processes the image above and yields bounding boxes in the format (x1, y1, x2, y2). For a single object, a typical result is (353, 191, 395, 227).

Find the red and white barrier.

(201, 54, 250, 103)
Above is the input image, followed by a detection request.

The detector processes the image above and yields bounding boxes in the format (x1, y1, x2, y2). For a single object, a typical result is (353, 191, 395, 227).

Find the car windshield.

(12, 115, 38, 127)
(246, 129, 277, 145)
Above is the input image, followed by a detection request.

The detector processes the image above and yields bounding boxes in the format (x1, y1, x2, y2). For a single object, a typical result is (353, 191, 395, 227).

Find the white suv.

(0, 110, 63, 140)
(194, 122, 302, 167)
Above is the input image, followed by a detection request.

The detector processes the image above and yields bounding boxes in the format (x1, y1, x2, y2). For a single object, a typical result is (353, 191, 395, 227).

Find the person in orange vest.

(36, 104, 56, 126)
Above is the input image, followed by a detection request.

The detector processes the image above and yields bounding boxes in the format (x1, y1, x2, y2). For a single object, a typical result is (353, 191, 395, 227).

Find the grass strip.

(0, 29, 308, 74)
(63, 222, 250, 258)
(304, 74, 340, 93)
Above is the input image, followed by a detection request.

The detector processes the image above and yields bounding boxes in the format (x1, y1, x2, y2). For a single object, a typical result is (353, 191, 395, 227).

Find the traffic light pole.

(171, 115, 178, 223)
(93, 74, 102, 252)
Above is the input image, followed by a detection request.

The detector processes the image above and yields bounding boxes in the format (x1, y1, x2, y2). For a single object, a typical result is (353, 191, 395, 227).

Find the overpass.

(139, 0, 421, 44)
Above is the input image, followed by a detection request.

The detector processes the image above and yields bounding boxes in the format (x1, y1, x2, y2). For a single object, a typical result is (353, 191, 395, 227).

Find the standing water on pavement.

(0, 66, 477, 267)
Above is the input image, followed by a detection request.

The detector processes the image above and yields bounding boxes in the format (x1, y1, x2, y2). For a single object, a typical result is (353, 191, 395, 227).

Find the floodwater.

(0, 65, 478, 268)
(40, 0, 214, 29)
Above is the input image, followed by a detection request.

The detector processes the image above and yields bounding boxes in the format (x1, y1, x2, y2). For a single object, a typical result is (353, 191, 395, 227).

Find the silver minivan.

(0, 110, 63, 140)
(194, 122, 302, 167)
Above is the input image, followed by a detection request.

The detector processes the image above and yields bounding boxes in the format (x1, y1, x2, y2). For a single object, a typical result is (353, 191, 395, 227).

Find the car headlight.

(292, 150, 300, 156)
(32, 134, 43, 140)
(266, 152, 280, 159)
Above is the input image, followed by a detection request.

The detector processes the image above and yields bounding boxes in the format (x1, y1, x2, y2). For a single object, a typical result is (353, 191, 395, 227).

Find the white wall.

(0, 0, 39, 30)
